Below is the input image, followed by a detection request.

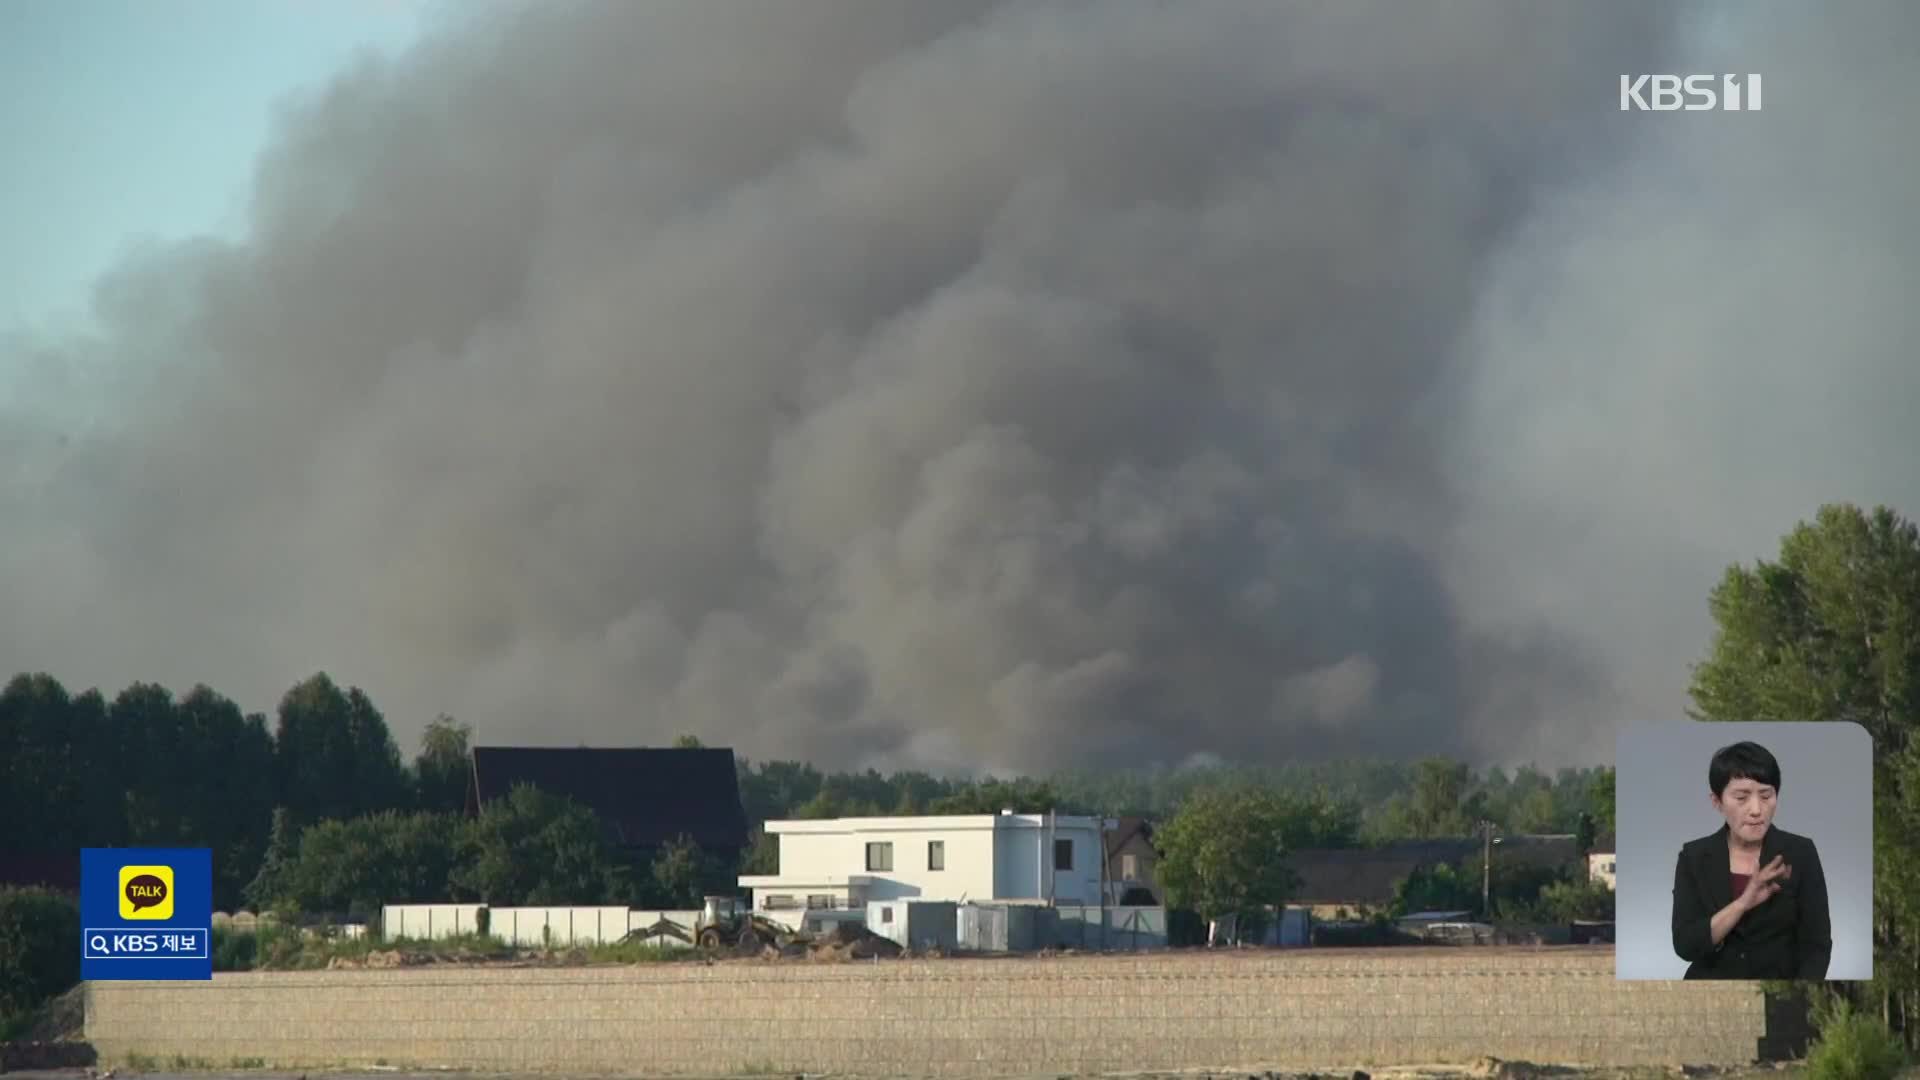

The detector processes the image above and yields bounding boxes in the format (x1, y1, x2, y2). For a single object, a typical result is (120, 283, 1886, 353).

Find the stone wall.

(86, 948, 1766, 1076)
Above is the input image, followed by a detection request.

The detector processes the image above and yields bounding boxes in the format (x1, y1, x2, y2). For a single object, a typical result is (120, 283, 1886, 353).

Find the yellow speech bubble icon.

(119, 864, 175, 920)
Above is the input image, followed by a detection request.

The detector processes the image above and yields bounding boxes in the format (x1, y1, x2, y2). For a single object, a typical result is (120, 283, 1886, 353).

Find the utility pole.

(1479, 820, 1501, 920)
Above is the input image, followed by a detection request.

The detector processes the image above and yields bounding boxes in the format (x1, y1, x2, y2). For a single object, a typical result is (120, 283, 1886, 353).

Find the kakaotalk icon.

(118, 865, 174, 920)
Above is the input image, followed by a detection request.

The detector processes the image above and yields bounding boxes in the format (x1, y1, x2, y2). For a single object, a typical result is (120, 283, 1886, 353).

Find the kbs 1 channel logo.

(1620, 73, 1763, 112)
(81, 848, 213, 980)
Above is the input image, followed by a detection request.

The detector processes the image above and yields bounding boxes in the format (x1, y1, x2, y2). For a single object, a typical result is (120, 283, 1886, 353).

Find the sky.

(1, 0, 433, 332)
(2, 1, 1915, 778)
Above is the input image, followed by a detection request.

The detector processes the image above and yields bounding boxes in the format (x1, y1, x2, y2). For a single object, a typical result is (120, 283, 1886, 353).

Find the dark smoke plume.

(4, 1, 1915, 775)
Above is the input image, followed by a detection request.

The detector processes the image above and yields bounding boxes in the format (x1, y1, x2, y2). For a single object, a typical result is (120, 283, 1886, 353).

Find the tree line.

(1, 666, 1613, 918)
(739, 754, 1615, 842)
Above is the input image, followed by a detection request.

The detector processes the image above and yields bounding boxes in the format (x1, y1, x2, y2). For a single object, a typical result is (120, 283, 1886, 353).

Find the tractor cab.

(694, 894, 787, 949)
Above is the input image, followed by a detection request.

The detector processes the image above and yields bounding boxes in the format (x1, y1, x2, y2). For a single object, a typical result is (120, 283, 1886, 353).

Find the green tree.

(452, 783, 632, 906)
(176, 686, 277, 909)
(1574, 811, 1598, 855)
(927, 778, 1075, 815)
(0, 675, 93, 850)
(736, 759, 826, 825)
(791, 788, 850, 819)
(0, 676, 272, 908)
(1511, 788, 1559, 833)
(1411, 758, 1475, 834)
(413, 714, 472, 814)
(1690, 503, 1920, 1047)
(66, 688, 124, 849)
(1537, 878, 1616, 923)
(739, 830, 780, 876)
(1806, 994, 1909, 1080)
(1587, 768, 1616, 837)
(646, 834, 733, 908)
(1154, 788, 1304, 940)
(243, 807, 300, 912)
(671, 734, 705, 749)
(1390, 862, 1478, 917)
(0, 887, 80, 1033)
(256, 810, 469, 919)
(274, 673, 412, 828)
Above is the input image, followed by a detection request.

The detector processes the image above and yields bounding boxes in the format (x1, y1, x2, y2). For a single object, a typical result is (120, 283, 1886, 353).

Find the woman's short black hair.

(1709, 741, 1782, 796)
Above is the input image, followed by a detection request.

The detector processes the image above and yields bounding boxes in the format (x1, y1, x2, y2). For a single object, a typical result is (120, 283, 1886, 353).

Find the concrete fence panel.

(484, 906, 638, 946)
(378, 904, 484, 942)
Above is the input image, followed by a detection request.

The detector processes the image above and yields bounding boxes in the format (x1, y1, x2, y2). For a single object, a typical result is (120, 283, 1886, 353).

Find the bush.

(210, 927, 259, 972)
(1806, 996, 1909, 1080)
(0, 887, 81, 1031)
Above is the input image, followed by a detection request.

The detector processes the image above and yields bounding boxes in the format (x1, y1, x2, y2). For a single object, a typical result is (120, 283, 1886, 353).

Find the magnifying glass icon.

(89, 934, 108, 954)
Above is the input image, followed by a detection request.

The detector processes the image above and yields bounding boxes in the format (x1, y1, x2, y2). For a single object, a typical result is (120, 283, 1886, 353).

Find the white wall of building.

(991, 815, 1103, 904)
(768, 819, 998, 903)
(742, 813, 1112, 911)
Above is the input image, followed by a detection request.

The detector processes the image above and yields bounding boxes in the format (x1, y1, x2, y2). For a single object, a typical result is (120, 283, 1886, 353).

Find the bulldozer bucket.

(625, 916, 691, 946)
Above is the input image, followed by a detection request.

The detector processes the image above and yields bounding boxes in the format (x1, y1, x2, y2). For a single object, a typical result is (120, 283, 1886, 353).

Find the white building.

(1588, 849, 1616, 891)
(739, 811, 1118, 928)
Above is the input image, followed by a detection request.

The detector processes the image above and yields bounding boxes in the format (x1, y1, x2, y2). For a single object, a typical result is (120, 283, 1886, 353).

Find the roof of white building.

(765, 813, 1116, 833)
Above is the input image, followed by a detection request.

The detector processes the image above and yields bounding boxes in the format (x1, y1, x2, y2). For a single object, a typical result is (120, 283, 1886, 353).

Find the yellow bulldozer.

(626, 895, 793, 950)
(692, 895, 793, 949)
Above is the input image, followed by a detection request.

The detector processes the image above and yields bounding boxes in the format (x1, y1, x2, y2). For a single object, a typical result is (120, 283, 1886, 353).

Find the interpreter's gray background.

(1615, 721, 1872, 980)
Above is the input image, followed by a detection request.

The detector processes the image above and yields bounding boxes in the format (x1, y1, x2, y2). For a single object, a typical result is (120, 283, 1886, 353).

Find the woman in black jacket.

(1671, 741, 1831, 979)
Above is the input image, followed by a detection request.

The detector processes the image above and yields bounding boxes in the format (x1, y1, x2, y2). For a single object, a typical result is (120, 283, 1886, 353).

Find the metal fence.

(953, 904, 1169, 952)
(1048, 905, 1169, 950)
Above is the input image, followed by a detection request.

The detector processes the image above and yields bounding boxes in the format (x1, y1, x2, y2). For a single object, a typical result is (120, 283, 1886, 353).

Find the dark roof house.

(1103, 817, 1161, 905)
(1286, 840, 1480, 909)
(1287, 833, 1589, 911)
(467, 746, 750, 854)
(1495, 833, 1585, 871)
(1104, 816, 1153, 857)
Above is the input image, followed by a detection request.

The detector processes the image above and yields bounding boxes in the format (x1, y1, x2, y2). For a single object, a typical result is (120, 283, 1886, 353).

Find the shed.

(867, 899, 958, 952)
(956, 902, 1055, 952)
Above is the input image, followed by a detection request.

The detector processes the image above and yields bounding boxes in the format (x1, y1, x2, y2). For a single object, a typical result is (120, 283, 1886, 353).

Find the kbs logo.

(118, 864, 174, 920)
(1620, 74, 1763, 112)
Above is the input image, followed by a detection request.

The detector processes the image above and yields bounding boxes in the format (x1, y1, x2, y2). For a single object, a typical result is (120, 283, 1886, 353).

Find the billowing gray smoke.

(4, 1, 1915, 775)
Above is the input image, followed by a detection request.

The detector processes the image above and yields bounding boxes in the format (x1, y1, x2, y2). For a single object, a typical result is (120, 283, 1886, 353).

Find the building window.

(928, 840, 945, 871)
(867, 841, 894, 872)
(1054, 838, 1073, 871)
(806, 894, 834, 910)
(881, 907, 894, 924)
(1121, 853, 1138, 880)
(764, 894, 798, 910)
